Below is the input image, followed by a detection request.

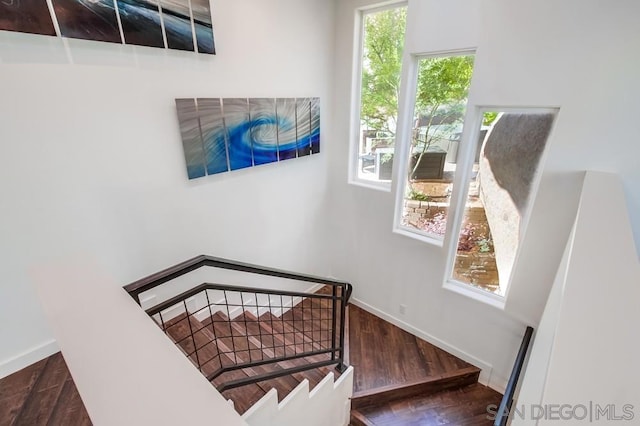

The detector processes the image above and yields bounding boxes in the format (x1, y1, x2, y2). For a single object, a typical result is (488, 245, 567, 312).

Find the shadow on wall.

(482, 113, 555, 215)
(479, 112, 555, 287)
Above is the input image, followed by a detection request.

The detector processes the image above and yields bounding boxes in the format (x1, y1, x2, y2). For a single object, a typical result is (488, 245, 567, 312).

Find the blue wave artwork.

(250, 98, 278, 166)
(175, 97, 320, 180)
(310, 97, 321, 154)
(296, 98, 312, 157)
(276, 98, 298, 161)
(197, 98, 228, 175)
(175, 98, 206, 179)
(223, 98, 253, 171)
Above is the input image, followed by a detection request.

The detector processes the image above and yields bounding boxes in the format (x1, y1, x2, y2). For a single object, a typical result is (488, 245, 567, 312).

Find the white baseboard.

(350, 298, 506, 393)
(0, 339, 59, 379)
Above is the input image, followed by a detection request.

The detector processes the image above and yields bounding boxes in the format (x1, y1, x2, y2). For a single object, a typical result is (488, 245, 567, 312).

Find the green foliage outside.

(360, 7, 476, 177)
(411, 55, 474, 176)
(360, 7, 406, 134)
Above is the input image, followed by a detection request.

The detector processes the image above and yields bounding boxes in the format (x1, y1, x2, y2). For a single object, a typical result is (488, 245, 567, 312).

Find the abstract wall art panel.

(296, 98, 312, 158)
(160, 0, 194, 51)
(310, 97, 321, 154)
(175, 98, 206, 179)
(249, 98, 278, 166)
(0, 0, 56, 36)
(117, 0, 165, 48)
(175, 97, 320, 180)
(197, 98, 228, 175)
(1, 0, 214, 54)
(190, 0, 215, 54)
(276, 98, 298, 161)
(52, 0, 121, 43)
(223, 98, 253, 171)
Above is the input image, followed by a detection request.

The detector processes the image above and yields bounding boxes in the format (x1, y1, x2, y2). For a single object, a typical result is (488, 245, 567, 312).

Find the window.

(350, 4, 407, 188)
(446, 109, 557, 298)
(392, 50, 558, 304)
(394, 53, 475, 243)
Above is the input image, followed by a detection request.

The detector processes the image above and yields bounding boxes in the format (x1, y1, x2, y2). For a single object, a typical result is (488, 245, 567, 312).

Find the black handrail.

(123, 255, 352, 393)
(124, 254, 352, 305)
(145, 283, 336, 317)
(494, 326, 534, 426)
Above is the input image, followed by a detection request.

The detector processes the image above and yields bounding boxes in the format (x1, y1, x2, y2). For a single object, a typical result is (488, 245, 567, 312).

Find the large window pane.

(401, 54, 474, 239)
(357, 6, 406, 183)
(452, 110, 556, 295)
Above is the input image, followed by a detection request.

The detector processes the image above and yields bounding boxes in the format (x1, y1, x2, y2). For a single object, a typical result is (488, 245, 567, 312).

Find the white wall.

(243, 367, 354, 426)
(513, 172, 640, 425)
(0, 0, 337, 377)
(34, 257, 247, 425)
(330, 0, 640, 390)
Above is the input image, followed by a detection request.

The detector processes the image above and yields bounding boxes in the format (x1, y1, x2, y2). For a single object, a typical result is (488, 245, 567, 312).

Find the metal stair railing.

(124, 255, 352, 392)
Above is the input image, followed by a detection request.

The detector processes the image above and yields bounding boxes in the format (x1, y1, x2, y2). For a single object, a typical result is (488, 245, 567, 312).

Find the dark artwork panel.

(176, 98, 206, 179)
(190, 0, 214, 54)
(249, 98, 278, 166)
(223, 98, 253, 171)
(296, 98, 311, 158)
(117, 0, 165, 48)
(276, 98, 297, 161)
(0, 0, 56, 36)
(52, 0, 121, 43)
(197, 98, 229, 175)
(310, 97, 320, 154)
(160, 0, 194, 51)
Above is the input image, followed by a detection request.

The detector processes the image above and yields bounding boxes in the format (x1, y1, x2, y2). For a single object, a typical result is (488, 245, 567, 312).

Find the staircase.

(124, 255, 502, 425)
(158, 285, 346, 414)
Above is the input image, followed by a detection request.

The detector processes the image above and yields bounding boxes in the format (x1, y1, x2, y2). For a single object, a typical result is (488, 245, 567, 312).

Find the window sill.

(348, 178, 392, 192)
(392, 225, 445, 247)
(442, 279, 506, 309)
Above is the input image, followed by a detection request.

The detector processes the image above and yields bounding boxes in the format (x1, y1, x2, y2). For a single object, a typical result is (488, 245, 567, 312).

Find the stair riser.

(351, 369, 480, 410)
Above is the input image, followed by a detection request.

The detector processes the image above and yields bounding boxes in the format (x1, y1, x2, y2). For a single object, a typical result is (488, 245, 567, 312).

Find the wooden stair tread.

(157, 287, 488, 423)
(351, 366, 480, 409)
(351, 383, 502, 426)
(164, 305, 339, 415)
(349, 305, 476, 394)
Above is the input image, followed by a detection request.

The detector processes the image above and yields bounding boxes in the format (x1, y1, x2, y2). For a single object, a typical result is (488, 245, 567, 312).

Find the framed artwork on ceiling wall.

(0, 0, 215, 54)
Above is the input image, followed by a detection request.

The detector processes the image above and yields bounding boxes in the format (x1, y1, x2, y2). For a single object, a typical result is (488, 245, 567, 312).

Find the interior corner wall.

(329, 0, 640, 389)
(0, 0, 337, 376)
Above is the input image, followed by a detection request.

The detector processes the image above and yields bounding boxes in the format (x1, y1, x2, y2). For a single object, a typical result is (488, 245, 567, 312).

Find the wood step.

(163, 306, 341, 415)
(350, 383, 502, 425)
(351, 366, 480, 409)
(348, 304, 483, 410)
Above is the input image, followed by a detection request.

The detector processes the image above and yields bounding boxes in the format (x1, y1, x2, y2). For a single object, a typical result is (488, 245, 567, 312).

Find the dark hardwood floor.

(348, 305, 501, 425)
(0, 352, 91, 426)
(349, 305, 476, 393)
(0, 294, 500, 425)
(352, 383, 502, 426)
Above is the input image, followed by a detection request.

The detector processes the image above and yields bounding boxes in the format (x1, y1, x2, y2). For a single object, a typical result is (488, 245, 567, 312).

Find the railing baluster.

(255, 292, 266, 360)
(204, 290, 221, 370)
(125, 255, 353, 392)
(223, 290, 238, 366)
(331, 285, 337, 362)
(337, 285, 347, 372)
(184, 300, 202, 371)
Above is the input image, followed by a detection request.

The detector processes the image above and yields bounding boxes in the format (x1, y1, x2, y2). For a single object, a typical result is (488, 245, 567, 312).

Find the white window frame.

(441, 106, 559, 308)
(348, 1, 407, 192)
(392, 49, 477, 248)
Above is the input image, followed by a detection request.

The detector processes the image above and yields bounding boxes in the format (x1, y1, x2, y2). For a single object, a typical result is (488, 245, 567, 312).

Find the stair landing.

(348, 305, 501, 425)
